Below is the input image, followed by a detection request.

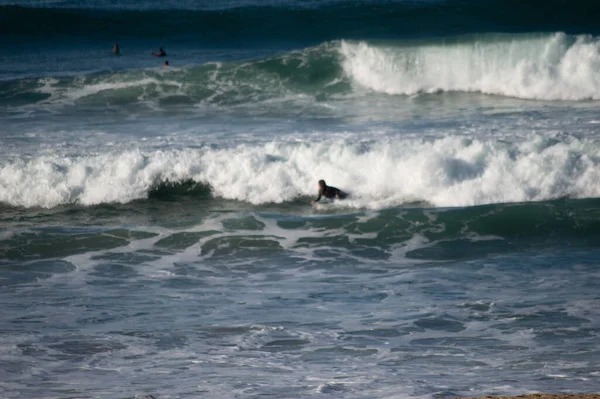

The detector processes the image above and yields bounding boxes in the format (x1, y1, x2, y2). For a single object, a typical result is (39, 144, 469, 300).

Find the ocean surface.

(2, 1, 600, 398)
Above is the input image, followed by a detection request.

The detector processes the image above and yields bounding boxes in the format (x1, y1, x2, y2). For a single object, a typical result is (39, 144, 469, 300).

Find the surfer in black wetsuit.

(312, 179, 347, 204)
(152, 47, 167, 57)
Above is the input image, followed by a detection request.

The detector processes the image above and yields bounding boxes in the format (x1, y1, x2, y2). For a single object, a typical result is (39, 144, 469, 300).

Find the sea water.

(1, 1, 600, 398)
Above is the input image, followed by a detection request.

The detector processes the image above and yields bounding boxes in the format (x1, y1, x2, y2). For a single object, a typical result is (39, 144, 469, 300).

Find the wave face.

(3, 32, 600, 109)
(1, 136, 599, 209)
(0, 43, 344, 109)
(342, 33, 600, 100)
(3, 1, 600, 45)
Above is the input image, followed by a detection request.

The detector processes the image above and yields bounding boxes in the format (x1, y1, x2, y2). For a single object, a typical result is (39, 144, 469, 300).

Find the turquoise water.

(2, 1, 600, 398)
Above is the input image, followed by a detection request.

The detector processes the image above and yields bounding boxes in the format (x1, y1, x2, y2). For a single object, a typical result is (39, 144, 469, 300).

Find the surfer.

(112, 43, 120, 55)
(312, 180, 347, 204)
(152, 47, 167, 57)
(163, 60, 169, 68)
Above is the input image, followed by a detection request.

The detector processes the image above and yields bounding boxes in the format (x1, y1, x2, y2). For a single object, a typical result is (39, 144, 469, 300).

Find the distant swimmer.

(163, 60, 169, 68)
(312, 179, 347, 204)
(152, 47, 167, 57)
(112, 43, 120, 55)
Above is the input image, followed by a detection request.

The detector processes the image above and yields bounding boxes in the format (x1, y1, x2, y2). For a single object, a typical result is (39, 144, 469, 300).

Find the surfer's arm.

(312, 193, 322, 204)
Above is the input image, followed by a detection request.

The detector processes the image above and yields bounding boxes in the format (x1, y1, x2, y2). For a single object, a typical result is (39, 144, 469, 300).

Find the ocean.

(1, 1, 600, 398)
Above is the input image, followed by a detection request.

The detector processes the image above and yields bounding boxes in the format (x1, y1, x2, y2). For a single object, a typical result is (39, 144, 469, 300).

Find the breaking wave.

(341, 32, 600, 100)
(3, 32, 600, 111)
(1, 135, 600, 209)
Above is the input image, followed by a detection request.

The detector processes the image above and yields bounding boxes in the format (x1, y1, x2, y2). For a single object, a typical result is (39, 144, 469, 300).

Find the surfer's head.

(318, 179, 326, 188)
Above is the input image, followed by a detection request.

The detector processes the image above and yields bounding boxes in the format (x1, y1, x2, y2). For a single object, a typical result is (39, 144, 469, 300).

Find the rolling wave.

(1, 135, 599, 209)
(0, 42, 344, 109)
(342, 32, 600, 100)
(3, 32, 600, 109)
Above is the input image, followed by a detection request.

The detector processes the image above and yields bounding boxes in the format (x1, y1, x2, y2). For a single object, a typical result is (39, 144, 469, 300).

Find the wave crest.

(341, 33, 600, 100)
(1, 136, 600, 209)
(4, 33, 600, 111)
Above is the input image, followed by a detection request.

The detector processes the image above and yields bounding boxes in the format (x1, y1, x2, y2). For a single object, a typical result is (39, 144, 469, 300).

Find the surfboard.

(312, 198, 335, 209)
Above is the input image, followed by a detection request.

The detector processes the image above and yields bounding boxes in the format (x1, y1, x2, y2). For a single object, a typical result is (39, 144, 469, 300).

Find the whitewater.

(2, 135, 600, 208)
(342, 33, 600, 100)
(2, 1, 600, 399)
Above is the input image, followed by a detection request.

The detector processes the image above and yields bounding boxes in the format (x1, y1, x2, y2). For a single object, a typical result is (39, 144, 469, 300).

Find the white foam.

(340, 33, 600, 100)
(2, 135, 600, 208)
(35, 75, 183, 106)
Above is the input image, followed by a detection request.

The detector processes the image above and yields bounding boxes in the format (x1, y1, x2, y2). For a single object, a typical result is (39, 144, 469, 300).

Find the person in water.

(152, 47, 167, 57)
(312, 180, 347, 204)
(163, 60, 169, 68)
(112, 43, 120, 55)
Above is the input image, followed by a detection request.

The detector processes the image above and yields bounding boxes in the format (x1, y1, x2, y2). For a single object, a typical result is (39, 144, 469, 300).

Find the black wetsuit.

(314, 185, 347, 202)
